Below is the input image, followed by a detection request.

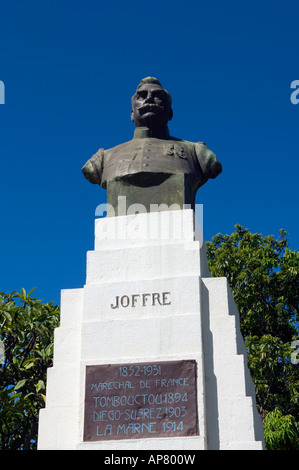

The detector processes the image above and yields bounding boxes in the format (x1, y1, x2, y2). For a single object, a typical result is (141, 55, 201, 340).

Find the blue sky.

(0, 0, 298, 305)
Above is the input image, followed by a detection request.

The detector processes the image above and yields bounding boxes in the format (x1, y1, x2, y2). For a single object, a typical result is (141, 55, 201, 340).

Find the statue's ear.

(131, 109, 135, 122)
(168, 108, 173, 121)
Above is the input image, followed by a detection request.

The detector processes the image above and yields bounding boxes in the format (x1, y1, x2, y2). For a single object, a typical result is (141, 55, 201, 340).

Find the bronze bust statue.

(82, 77, 222, 214)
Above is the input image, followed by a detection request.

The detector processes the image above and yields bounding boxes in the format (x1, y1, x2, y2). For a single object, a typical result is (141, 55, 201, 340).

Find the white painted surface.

(38, 210, 264, 450)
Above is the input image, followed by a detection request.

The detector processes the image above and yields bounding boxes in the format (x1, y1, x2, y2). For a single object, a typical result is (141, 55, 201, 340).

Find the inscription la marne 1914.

(110, 291, 171, 309)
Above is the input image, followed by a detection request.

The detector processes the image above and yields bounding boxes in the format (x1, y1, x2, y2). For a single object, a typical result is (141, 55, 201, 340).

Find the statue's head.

(131, 77, 173, 129)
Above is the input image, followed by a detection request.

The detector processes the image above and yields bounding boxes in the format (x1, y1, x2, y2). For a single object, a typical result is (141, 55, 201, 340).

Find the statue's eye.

(137, 91, 147, 100)
(153, 90, 165, 100)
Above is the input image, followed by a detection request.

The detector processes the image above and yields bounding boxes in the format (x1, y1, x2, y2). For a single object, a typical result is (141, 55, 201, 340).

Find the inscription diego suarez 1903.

(83, 360, 198, 441)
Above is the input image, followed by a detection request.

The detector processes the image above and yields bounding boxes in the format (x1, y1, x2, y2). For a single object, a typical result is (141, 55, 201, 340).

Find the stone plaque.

(83, 360, 198, 441)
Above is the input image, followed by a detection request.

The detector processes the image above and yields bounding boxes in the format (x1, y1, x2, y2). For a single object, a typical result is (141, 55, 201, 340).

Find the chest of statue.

(102, 138, 199, 184)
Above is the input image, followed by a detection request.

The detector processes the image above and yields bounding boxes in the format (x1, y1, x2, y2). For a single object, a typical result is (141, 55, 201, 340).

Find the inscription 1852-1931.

(83, 360, 198, 442)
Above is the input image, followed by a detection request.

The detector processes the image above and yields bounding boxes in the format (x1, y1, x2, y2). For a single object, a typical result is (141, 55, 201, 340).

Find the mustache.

(139, 103, 164, 113)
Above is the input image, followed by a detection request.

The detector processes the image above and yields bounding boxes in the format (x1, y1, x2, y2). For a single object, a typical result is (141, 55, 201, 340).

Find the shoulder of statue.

(81, 148, 105, 185)
(194, 142, 222, 179)
(195, 141, 208, 149)
(93, 147, 105, 158)
(172, 138, 205, 147)
(90, 147, 105, 163)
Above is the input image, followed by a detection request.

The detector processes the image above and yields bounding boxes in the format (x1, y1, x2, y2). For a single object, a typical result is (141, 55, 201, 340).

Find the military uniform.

(82, 128, 222, 193)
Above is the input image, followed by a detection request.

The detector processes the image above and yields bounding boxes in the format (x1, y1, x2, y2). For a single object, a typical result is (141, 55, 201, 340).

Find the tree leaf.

(14, 379, 27, 391)
(41, 394, 46, 403)
(21, 287, 26, 299)
(36, 380, 45, 393)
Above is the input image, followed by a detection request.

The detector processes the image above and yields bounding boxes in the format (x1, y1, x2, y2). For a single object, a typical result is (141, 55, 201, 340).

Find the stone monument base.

(37, 210, 264, 450)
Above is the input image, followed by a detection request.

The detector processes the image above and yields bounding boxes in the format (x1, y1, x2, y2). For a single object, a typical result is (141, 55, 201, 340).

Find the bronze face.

(131, 82, 173, 129)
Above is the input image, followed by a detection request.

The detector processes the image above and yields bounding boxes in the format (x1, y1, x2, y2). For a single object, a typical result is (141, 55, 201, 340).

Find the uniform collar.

(133, 126, 171, 139)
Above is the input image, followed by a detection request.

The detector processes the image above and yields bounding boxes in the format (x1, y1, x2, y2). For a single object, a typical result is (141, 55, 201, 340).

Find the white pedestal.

(37, 210, 264, 450)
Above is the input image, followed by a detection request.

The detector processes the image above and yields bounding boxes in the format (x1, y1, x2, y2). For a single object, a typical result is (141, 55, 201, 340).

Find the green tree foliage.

(263, 408, 298, 450)
(206, 225, 299, 450)
(0, 288, 60, 449)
